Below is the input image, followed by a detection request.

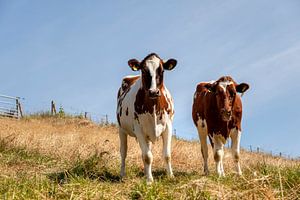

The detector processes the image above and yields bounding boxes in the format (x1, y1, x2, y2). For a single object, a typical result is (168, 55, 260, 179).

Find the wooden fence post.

(16, 99, 23, 118)
(51, 101, 56, 115)
(105, 114, 108, 125)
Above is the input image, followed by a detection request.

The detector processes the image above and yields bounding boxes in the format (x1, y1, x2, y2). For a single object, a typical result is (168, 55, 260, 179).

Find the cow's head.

(205, 76, 249, 121)
(128, 53, 177, 98)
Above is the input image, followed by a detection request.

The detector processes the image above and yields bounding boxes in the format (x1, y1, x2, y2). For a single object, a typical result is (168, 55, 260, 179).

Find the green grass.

(0, 137, 56, 168)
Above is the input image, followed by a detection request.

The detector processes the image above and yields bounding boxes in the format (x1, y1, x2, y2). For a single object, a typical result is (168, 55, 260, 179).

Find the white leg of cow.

(230, 128, 242, 175)
(137, 134, 154, 184)
(162, 123, 174, 178)
(200, 134, 209, 175)
(213, 134, 225, 177)
(119, 128, 128, 178)
(197, 121, 209, 175)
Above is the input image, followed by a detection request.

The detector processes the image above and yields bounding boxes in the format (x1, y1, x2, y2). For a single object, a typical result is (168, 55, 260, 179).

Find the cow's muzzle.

(148, 89, 161, 99)
(220, 108, 232, 121)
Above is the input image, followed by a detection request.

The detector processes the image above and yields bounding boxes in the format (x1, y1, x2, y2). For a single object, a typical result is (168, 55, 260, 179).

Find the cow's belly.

(120, 110, 170, 142)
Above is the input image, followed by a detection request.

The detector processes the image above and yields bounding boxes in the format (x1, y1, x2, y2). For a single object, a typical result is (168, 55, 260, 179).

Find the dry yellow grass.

(0, 116, 299, 199)
(0, 117, 297, 172)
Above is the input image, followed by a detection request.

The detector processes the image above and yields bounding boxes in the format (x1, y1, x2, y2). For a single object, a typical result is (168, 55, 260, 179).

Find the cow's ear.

(236, 83, 249, 93)
(163, 59, 177, 70)
(205, 83, 216, 93)
(128, 59, 140, 71)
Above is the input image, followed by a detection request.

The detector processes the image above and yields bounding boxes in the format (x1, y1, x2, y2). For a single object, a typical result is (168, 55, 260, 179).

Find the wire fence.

(0, 94, 113, 125)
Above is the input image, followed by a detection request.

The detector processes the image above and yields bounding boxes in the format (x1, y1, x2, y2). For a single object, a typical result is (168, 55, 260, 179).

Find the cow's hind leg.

(162, 122, 174, 178)
(119, 128, 128, 178)
(197, 120, 209, 175)
(230, 128, 242, 175)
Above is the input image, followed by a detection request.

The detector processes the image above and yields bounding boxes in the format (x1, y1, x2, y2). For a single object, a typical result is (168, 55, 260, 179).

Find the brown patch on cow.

(122, 76, 140, 92)
(126, 107, 129, 116)
(234, 154, 240, 161)
(143, 154, 151, 165)
(192, 76, 247, 144)
(164, 156, 171, 163)
(134, 86, 173, 119)
(214, 152, 221, 162)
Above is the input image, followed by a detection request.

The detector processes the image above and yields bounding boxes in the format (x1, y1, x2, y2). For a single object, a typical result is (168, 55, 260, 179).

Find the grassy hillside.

(0, 116, 299, 199)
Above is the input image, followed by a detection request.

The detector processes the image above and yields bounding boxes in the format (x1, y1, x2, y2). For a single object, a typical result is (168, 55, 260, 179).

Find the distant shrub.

(58, 106, 65, 118)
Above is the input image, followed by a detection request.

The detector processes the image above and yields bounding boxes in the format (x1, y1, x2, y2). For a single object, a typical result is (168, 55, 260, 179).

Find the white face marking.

(145, 55, 160, 91)
(219, 81, 233, 92)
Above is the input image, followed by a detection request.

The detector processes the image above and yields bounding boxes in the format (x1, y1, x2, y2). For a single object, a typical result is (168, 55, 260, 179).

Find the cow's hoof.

(236, 171, 242, 176)
(146, 177, 154, 185)
(204, 170, 210, 176)
(168, 174, 174, 179)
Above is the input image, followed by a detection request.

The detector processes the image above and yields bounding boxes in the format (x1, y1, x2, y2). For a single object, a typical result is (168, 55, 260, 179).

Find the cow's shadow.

(47, 152, 198, 184)
(47, 168, 121, 184)
(47, 153, 121, 184)
(137, 168, 198, 180)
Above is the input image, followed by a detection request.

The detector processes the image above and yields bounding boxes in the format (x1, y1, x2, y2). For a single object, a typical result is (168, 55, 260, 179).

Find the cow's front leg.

(137, 134, 153, 184)
(213, 134, 225, 177)
(230, 128, 242, 175)
(162, 122, 174, 178)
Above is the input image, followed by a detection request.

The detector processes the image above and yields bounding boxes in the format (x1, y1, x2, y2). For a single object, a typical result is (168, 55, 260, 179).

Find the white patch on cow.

(145, 55, 160, 91)
(219, 81, 233, 92)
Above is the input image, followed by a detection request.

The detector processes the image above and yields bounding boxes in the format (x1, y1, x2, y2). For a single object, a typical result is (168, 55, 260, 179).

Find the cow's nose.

(149, 89, 161, 98)
(221, 109, 232, 117)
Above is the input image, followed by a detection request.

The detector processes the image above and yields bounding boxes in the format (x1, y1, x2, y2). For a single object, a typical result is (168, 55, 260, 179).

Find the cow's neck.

(134, 87, 168, 117)
(208, 96, 231, 138)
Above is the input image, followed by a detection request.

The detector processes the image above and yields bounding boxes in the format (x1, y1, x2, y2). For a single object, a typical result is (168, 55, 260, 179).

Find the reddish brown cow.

(192, 76, 249, 176)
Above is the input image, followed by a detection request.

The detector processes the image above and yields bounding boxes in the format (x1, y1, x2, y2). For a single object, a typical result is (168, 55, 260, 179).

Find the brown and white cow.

(117, 53, 177, 183)
(192, 76, 249, 176)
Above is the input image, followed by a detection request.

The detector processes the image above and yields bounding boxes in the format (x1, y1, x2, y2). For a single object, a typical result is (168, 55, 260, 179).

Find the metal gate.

(0, 94, 23, 119)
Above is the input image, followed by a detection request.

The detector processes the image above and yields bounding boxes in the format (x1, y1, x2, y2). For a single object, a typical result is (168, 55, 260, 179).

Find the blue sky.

(1, 0, 300, 157)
